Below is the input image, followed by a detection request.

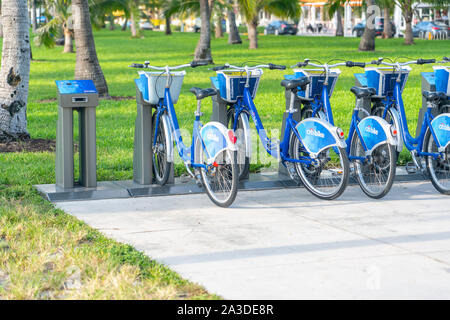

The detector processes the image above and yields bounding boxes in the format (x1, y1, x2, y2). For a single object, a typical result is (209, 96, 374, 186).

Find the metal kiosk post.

(55, 80, 98, 189)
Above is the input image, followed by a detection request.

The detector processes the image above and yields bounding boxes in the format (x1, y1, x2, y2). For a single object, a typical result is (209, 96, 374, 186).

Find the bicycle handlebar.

(268, 63, 287, 70)
(293, 59, 365, 69)
(417, 58, 436, 65)
(210, 63, 286, 72)
(129, 61, 208, 70)
(369, 58, 436, 68)
(346, 61, 366, 68)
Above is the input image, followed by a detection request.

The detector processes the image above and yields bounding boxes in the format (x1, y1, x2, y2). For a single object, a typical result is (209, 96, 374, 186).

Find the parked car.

(139, 21, 153, 30)
(412, 21, 450, 38)
(353, 18, 396, 37)
(36, 16, 47, 24)
(264, 20, 297, 35)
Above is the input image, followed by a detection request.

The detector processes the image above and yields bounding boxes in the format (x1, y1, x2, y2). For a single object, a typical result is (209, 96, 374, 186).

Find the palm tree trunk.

(130, 10, 139, 38)
(194, 0, 213, 63)
(63, 27, 74, 53)
(403, 4, 414, 45)
(215, 14, 223, 38)
(227, 4, 241, 44)
(72, 0, 109, 98)
(358, 0, 376, 51)
(108, 15, 115, 30)
(382, 7, 392, 38)
(0, 7, 3, 38)
(0, 0, 31, 141)
(31, 0, 37, 33)
(335, 9, 344, 37)
(165, 16, 172, 35)
(122, 18, 128, 31)
(247, 17, 258, 50)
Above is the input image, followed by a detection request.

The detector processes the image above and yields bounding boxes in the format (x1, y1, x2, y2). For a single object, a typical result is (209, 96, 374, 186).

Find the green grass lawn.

(0, 29, 449, 299)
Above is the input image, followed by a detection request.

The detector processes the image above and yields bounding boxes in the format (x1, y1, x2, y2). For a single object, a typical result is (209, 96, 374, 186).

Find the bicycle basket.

(211, 69, 263, 103)
(433, 66, 450, 95)
(290, 68, 341, 99)
(138, 71, 186, 105)
(364, 66, 411, 97)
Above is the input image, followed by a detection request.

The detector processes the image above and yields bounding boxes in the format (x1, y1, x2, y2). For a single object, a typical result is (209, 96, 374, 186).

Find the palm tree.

(327, 0, 376, 51)
(227, 0, 242, 44)
(326, 0, 344, 36)
(0, 0, 31, 141)
(395, 0, 450, 45)
(34, 0, 74, 53)
(72, 0, 109, 97)
(31, 0, 38, 33)
(237, 0, 300, 49)
(379, 0, 394, 38)
(0, 2, 3, 38)
(163, 0, 214, 62)
(358, 0, 376, 51)
(195, 0, 213, 62)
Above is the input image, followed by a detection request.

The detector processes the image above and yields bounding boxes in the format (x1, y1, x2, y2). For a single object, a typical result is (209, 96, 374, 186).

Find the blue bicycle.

(130, 61, 239, 207)
(211, 63, 349, 200)
(291, 59, 398, 199)
(368, 58, 450, 195)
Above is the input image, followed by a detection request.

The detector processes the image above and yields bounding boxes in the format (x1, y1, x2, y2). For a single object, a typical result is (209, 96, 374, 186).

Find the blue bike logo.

(306, 128, 325, 138)
(365, 125, 379, 135)
(439, 123, 450, 132)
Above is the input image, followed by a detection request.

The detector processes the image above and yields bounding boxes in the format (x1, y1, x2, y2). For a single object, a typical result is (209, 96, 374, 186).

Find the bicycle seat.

(281, 77, 310, 91)
(422, 91, 447, 102)
(350, 86, 376, 99)
(190, 87, 217, 100)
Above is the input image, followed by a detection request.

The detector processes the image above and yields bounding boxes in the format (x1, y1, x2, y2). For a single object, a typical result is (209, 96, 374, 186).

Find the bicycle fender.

(430, 113, 450, 151)
(295, 118, 346, 157)
(389, 108, 404, 153)
(357, 116, 395, 154)
(240, 113, 253, 159)
(200, 122, 237, 163)
(161, 114, 174, 163)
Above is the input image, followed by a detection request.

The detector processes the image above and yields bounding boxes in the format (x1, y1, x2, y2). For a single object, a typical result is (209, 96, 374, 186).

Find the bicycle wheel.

(301, 104, 315, 120)
(425, 129, 450, 195)
(152, 112, 172, 185)
(227, 107, 250, 180)
(197, 139, 238, 207)
(350, 131, 396, 199)
(290, 133, 350, 200)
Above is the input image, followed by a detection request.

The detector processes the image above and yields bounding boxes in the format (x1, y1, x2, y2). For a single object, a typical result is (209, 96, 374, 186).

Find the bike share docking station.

(35, 69, 430, 203)
(35, 80, 129, 202)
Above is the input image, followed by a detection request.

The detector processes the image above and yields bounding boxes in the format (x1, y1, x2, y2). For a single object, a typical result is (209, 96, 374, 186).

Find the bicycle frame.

(307, 81, 370, 162)
(153, 87, 210, 170)
(382, 79, 442, 159)
(232, 87, 312, 165)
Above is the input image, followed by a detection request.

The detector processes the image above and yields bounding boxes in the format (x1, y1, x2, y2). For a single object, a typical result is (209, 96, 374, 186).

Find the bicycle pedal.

(286, 163, 301, 183)
(405, 162, 418, 174)
(195, 174, 203, 188)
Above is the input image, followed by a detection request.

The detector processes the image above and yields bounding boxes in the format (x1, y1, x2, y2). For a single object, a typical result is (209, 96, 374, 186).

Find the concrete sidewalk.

(57, 181, 450, 299)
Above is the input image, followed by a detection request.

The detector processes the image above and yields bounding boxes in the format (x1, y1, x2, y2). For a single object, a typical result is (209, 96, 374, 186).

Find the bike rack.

(353, 73, 373, 118)
(279, 88, 302, 177)
(419, 72, 449, 136)
(133, 78, 174, 185)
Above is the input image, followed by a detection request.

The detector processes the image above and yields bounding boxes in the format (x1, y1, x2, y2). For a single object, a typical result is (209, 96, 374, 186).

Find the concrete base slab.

(34, 181, 131, 202)
(36, 167, 424, 203)
(57, 181, 450, 299)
